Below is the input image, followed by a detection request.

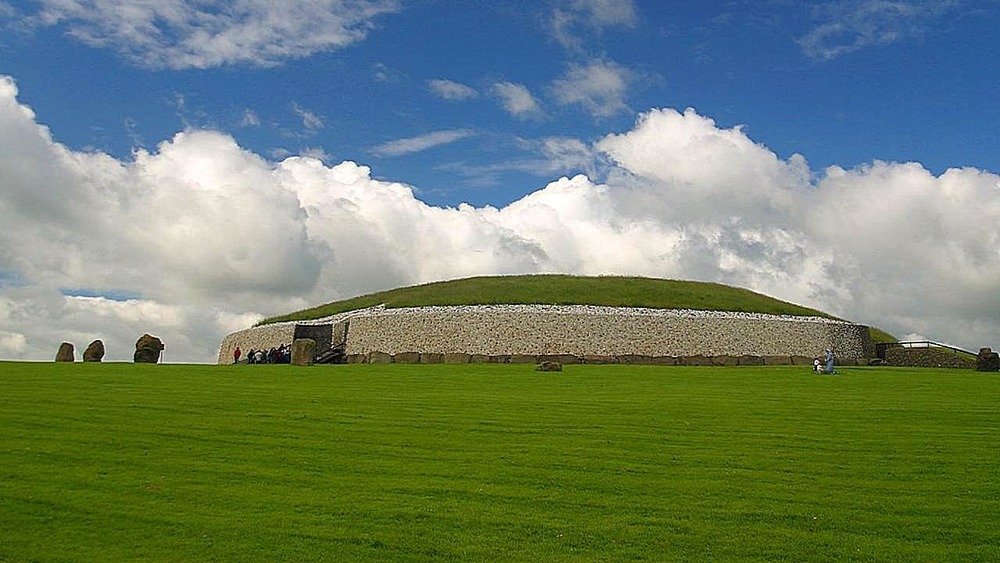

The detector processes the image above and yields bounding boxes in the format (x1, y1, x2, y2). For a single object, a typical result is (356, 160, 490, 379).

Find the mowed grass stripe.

(1, 362, 998, 561)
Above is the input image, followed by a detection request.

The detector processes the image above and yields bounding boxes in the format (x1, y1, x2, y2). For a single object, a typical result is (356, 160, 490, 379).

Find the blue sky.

(4, 0, 996, 206)
(0, 0, 998, 362)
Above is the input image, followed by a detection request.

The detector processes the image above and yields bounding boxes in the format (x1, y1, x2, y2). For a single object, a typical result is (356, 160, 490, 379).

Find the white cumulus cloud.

(1, 74, 998, 363)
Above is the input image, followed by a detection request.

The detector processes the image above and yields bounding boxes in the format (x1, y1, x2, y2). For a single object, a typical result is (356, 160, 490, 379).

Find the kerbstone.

(369, 351, 392, 364)
(393, 352, 421, 364)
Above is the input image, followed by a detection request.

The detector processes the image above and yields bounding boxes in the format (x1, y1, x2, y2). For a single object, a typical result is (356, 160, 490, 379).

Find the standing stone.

(83, 340, 105, 362)
(976, 348, 999, 372)
(55, 342, 75, 362)
(134, 334, 164, 364)
(291, 338, 317, 366)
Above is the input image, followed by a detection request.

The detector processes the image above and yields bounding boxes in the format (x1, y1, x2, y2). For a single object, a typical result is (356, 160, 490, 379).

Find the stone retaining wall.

(218, 305, 874, 364)
(884, 347, 976, 369)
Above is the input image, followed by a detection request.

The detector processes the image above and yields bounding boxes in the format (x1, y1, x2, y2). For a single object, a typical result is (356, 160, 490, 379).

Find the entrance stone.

(291, 338, 317, 366)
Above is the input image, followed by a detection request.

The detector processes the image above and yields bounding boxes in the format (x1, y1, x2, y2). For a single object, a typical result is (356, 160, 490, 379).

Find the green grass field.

(2, 362, 997, 562)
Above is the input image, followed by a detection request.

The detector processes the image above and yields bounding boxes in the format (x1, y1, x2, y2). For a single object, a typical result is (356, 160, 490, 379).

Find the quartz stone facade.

(218, 305, 874, 364)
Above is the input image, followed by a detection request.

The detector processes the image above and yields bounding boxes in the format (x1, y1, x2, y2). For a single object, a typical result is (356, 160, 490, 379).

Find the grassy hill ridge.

(261, 275, 834, 325)
(261, 275, 898, 344)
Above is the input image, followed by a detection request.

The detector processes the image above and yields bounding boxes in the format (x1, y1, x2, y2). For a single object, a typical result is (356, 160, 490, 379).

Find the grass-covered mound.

(260, 275, 897, 344)
(263, 275, 831, 325)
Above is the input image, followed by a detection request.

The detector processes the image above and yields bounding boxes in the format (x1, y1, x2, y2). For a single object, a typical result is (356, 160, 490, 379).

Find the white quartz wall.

(342, 305, 872, 358)
(218, 305, 873, 364)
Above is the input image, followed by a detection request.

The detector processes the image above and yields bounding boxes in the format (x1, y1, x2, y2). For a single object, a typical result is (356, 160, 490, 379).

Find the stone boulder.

(976, 348, 999, 372)
(83, 340, 105, 362)
(536, 361, 563, 372)
(133, 334, 164, 363)
(55, 342, 75, 362)
(291, 338, 316, 366)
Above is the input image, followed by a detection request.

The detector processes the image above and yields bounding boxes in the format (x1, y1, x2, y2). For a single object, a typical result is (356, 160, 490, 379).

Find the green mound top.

(260, 275, 838, 326)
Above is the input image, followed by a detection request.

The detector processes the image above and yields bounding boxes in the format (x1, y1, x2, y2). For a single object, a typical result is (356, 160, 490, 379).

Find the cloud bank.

(1, 75, 997, 362)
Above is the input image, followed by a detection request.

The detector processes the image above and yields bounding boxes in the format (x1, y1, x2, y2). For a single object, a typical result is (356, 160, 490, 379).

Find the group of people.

(812, 348, 838, 375)
(233, 344, 291, 364)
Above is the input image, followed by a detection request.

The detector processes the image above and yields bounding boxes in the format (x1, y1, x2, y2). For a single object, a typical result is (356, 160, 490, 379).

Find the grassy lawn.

(1, 362, 997, 561)
(260, 275, 837, 324)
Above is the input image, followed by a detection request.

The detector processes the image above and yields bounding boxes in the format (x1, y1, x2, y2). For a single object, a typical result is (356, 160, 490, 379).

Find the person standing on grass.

(234, 346, 241, 364)
(825, 348, 837, 374)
